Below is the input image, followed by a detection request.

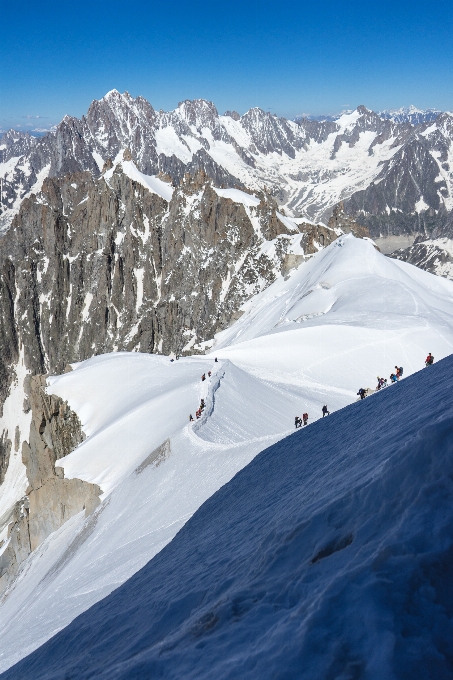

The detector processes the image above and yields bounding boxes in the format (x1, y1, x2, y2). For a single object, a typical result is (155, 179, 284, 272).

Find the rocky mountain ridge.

(0, 373, 100, 593)
(389, 234, 453, 280)
(0, 161, 338, 385)
(2, 91, 453, 240)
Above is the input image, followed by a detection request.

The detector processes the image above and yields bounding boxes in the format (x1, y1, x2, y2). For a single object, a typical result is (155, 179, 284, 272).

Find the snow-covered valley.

(1, 235, 453, 673)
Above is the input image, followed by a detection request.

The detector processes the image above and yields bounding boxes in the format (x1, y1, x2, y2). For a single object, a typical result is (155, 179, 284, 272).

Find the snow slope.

(3, 353, 453, 679)
(104, 158, 174, 201)
(212, 235, 453, 386)
(1, 236, 453, 672)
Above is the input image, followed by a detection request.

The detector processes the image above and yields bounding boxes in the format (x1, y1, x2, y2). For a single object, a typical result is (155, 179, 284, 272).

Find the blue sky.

(1, 0, 452, 132)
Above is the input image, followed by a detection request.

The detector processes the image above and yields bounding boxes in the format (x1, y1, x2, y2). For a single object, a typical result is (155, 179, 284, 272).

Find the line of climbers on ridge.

(357, 353, 434, 401)
(295, 404, 330, 429)
(186, 352, 435, 429)
(297, 354, 435, 429)
(189, 358, 219, 422)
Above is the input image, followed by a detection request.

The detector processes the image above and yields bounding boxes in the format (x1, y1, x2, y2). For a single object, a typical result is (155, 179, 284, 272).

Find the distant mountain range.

(1, 93, 453, 243)
(297, 105, 442, 125)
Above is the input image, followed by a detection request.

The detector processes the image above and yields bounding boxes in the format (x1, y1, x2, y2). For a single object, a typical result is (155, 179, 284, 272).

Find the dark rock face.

(0, 166, 335, 383)
(0, 258, 19, 412)
(389, 236, 453, 279)
(342, 114, 453, 239)
(344, 137, 449, 238)
(328, 202, 370, 239)
(224, 111, 240, 121)
(0, 430, 11, 486)
(240, 108, 306, 158)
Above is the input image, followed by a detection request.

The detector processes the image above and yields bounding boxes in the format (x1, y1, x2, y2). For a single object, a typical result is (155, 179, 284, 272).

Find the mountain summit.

(1, 94, 453, 239)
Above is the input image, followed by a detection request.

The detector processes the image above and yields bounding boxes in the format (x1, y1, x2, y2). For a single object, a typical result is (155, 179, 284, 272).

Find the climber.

(201, 373, 206, 381)
(303, 413, 308, 426)
(425, 353, 434, 366)
(390, 373, 398, 383)
(322, 405, 329, 417)
(215, 357, 218, 362)
(189, 414, 194, 422)
(395, 366, 403, 378)
(208, 371, 211, 377)
(295, 416, 302, 429)
(357, 388, 366, 400)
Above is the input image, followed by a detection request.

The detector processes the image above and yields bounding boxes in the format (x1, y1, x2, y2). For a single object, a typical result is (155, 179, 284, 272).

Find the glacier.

(0, 235, 453, 674)
(2, 350, 453, 678)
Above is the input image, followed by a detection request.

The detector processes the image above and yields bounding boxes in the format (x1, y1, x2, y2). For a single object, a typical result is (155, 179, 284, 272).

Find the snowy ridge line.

(7, 355, 453, 679)
(191, 362, 226, 435)
(1, 237, 453, 672)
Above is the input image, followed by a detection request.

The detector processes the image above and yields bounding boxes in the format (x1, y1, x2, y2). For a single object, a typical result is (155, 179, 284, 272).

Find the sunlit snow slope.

(4, 354, 453, 679)
(1, 235, 453, 672)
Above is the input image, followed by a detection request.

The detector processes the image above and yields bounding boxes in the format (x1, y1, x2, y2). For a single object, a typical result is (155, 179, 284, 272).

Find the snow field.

(103, 158, 174, 202)
(5, 353, 453, 679)
(1, 235, 453, 671)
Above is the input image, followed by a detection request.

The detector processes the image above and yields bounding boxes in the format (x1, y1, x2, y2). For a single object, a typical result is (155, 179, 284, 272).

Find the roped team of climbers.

(355, 354, 434, 410)
(298, 353, 435, 429)
(372, 365, 403, 392)
(189, 360, 219, 421)
(183, 352, 435, 430)
(295, 412, 310, 428)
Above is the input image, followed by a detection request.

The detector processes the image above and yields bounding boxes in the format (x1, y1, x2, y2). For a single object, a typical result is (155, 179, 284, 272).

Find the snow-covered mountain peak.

(176, 99, 219, 129)
(336, 108, 362, 130)
(212, 234, 453, 350)
(102, 88, 122, 100)
(378, 105, 442, 125)
(2, 91, 453, 239)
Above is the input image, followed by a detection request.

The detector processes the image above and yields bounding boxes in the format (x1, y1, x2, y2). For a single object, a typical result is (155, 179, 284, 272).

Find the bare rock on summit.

(224, 111, 240, 121)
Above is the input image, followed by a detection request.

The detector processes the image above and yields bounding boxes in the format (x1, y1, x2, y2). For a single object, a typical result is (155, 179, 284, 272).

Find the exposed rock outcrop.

(328, 202, 370, 239)
(389, 236, 453, 279)
(0, 166, 335, 382)
(0, 376, 100, 594)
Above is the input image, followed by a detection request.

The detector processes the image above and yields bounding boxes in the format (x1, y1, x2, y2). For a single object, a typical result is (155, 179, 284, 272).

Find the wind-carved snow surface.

(1, 236, 453, 672)
(5, 355, 453, 679)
